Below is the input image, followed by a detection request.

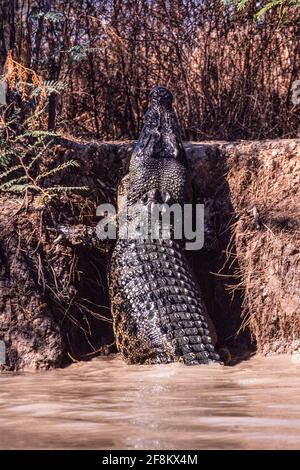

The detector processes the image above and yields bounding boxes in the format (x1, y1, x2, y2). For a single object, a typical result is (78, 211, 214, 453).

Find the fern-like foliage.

(222, 0, 300, 22)
(29, 9, 64, 24)
(0, 126, 88, 202)
(30, 79, 66, 97)
(2, 52, 66, 129)
(68, 44, 100, 63)
(0, 53, 87, 203)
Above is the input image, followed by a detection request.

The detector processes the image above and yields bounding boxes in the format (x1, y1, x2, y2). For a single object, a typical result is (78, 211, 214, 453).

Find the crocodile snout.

(149, 86, 173, 107)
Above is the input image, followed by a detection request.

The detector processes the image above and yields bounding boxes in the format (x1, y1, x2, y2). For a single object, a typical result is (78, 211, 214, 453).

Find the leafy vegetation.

(0, 125, 87, 204)
(0, 55, 87, 201)
(222, 0, 300, 22)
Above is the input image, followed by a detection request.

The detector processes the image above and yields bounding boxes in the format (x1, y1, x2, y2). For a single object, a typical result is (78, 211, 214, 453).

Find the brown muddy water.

(0, 355, 299, 450)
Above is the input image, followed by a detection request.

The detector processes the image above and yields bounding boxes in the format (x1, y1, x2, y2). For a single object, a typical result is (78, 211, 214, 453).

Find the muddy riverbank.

(0, 138, 299, 370)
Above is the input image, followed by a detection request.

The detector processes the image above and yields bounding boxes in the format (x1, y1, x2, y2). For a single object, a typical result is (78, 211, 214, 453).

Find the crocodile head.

(122, 86, 189, 207)
(133, 86, 187, 163)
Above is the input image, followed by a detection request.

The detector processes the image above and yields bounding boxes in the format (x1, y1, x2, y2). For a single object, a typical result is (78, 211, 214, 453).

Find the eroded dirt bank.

(0, 138, 299, 370)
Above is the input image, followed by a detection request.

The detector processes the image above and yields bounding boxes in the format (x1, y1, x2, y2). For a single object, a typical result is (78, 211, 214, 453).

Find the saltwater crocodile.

(108, 86, 220, 365)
